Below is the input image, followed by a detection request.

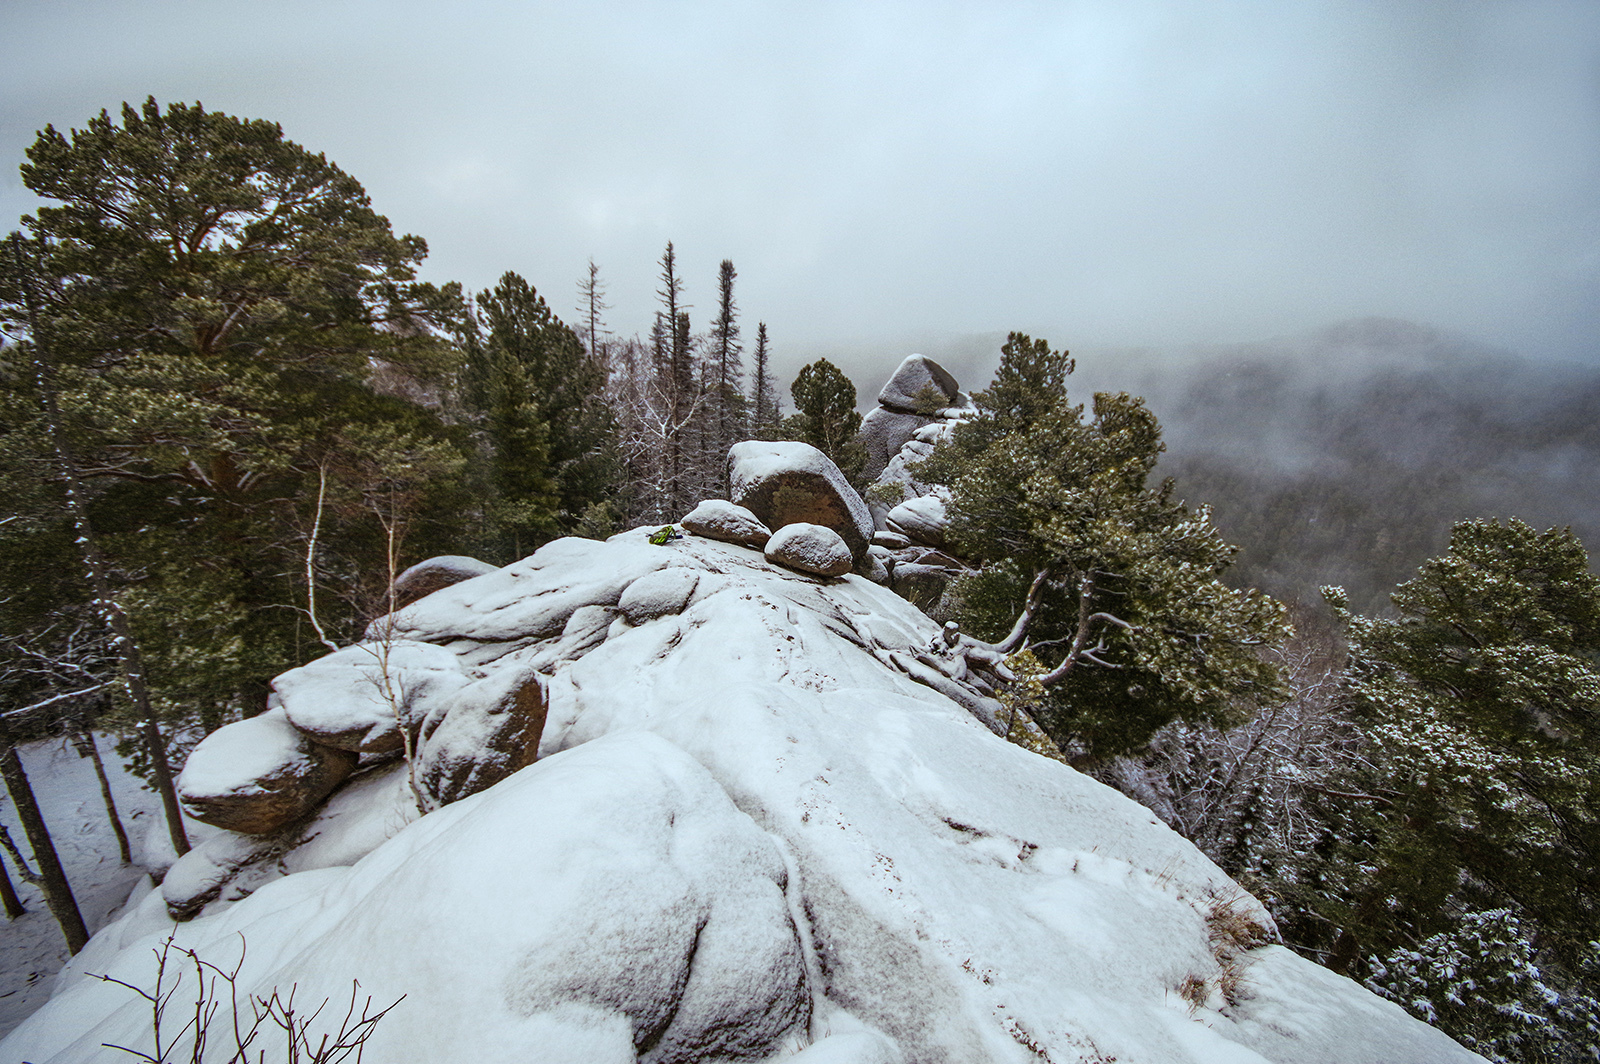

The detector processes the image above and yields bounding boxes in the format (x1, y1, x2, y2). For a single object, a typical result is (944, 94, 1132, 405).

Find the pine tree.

(0, 99, 469, 734)
(785, 358, 865, 482)
(707, 259, 746, 485)
(749, 322, 778, 440)
(575, 259, 612, 371)
(1318, 519, 1600, 976)
(462, 272, 619, 560)
(917, 333, 1290, 764)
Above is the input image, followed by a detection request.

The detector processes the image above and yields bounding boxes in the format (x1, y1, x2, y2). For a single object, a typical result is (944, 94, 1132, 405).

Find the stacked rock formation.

(858, 354, 977, 614)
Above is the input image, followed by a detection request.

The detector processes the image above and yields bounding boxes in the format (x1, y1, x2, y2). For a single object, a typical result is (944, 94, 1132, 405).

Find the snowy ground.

(0, 736, 191, 1038)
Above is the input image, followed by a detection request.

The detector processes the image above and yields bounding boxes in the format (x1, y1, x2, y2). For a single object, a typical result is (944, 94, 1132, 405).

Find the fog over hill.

(849, 318, 1600, 614)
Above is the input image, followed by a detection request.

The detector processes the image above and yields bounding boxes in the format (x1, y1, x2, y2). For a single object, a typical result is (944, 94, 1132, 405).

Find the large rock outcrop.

(859, 354, 970, 483)
(728, 440, 873, 563)
(10, 529, 1483, 1064)
(857, 356, 977, 613)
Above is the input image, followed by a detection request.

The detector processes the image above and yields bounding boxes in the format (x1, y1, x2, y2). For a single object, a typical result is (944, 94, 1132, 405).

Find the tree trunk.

(0, 744, 88, 953)
(0, 854, 23, 920)
(10, 234, 189, 858)
(72, 729, 132, 864)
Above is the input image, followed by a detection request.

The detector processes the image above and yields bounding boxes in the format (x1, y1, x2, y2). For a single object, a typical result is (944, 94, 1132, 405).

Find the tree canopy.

(918, 332, 1289, 762)
(0, 98, 468, 729)
(460, 271, 618, 562)
(786, 358, 864, 482)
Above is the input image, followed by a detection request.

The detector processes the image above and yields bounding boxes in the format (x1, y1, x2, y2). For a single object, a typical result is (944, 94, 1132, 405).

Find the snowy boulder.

(876, 353, 960, 413)
(765, 523, 854, 577)
(681, 499, 771, 549)
(274, 640, 471, 755)
(419, 661, 547, 806)
(372, 536, 680, 649)
(176, 708, 358, 835)
(618, 566, 703, 625)
(160, 831, 283, 920)
(390, 554, 496, 610)
(884, 493, 948, 547)
(728, 440, 873, 562)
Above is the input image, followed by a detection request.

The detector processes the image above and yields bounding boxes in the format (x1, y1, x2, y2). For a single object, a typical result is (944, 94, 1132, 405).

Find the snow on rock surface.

(5, 530, 1484, 1064)
(728, 440, 874, 562)
(274, 640, 471, 754)
(877, 354, 960, 412)
(682, 498, 772, 548)
(418, 660, 546, 805)
(175, 707, 356, 835)
(765, 522, 854, 577)
(390, 554, 497, 609)
(884, 493, 948, 548)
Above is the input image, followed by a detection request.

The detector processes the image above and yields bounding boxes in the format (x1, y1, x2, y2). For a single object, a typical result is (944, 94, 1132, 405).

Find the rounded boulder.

(177, 708, 358, 835)
(765, 523, 853, 578)
(681, 499, 771, 549)
(728, 441, 873, 562)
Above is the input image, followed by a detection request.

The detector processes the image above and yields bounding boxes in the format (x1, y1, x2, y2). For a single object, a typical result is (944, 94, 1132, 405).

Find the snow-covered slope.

(2, 529, 1481, 1063)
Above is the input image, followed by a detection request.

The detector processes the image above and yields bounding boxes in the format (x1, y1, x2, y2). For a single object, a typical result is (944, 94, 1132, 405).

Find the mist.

(3, 0, 1598, 388)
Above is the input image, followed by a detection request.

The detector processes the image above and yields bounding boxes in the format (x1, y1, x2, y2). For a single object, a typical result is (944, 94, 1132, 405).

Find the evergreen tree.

(917, 333, 1289, 764)
(0, 98, 468, 734)
(461, 272, 618, 561)
(575, 258, 611, 369)
(786, 358, 864, 481)
(707, 259, 746, 480)
(749, 322, 779, 440)
(1315, 519, 1600, 976)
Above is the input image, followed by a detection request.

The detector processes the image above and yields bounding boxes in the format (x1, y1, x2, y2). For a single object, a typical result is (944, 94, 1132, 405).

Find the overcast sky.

(2, 0, 1597, 391)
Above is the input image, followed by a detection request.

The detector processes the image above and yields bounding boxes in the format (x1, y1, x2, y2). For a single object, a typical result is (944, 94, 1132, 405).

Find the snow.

(1, 530, 1485, 1063)
(172, 707, 312, 800)
(765, 523, 853, 577)
(0, 737, 195, 1039)
(273, 640, 470, 753)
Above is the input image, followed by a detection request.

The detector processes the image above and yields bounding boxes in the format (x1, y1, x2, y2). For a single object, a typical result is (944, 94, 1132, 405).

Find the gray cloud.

(3, 0, 1597, 394)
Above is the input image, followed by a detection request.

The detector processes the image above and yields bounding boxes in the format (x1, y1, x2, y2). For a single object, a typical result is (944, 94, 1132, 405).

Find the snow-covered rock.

(681, 499, 772, 549)
(765, 523, 854, 577)
(729, 440, 874, 562)
(884, 493, 948, 547)
(390, 554, 496, 610)
(877, 354, 960, 412)
(8, 530, 1484, 1064)
(160, 831, 282, 919)
(618, 565, 704, 624)
(175, 707, 357, 835)
(859, 406, 935, 484)
(274, 640, 471, 754)
(418, 661, 547, 806)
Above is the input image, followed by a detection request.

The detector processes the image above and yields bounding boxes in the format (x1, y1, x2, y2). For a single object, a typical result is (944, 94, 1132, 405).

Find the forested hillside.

(1081, 318, 1600, 613)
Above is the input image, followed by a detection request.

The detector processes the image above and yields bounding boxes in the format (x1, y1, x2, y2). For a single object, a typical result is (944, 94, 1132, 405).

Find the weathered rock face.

(681, 499, 771, 549)
(176, 708, 358, 835)
(419, 663, 547, 807)
(877, 353, 960, 412)
(858, 405, 935, 486)
(764, 522, 853, 577)
(728, 440, 873, 562)
(391, 555, 496, 610)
